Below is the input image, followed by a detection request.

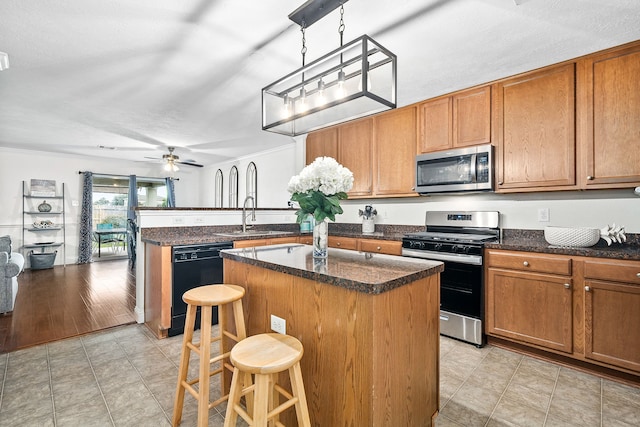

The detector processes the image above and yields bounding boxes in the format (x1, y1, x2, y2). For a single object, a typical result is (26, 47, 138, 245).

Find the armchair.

(0, 235, 24, 313)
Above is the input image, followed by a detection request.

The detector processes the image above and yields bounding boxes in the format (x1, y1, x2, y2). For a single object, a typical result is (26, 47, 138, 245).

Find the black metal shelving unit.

(22, 180, 66, 268)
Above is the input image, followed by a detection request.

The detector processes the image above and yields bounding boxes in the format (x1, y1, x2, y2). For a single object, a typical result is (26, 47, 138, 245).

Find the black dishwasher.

(169, 242, 233, 337)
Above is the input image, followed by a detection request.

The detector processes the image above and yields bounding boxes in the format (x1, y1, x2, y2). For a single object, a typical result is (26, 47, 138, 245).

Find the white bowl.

(544, 226, 600, 247)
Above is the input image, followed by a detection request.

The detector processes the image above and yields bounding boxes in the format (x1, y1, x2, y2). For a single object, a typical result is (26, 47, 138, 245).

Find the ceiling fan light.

(164, 161, 179, 172)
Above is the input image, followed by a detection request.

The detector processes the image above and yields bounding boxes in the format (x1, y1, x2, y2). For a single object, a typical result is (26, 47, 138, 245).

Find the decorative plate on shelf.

(37, 201, 52, 212)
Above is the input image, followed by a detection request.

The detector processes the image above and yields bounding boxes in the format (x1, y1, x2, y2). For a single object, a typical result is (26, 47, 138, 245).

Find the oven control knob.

(434, 243, 443, 251)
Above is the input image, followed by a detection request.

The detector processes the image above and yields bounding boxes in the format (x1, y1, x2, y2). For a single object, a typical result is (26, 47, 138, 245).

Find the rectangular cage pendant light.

(262, 34, 397, 136)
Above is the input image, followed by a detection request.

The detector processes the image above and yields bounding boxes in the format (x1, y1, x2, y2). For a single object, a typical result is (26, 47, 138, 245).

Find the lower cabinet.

(583, 258, 640, 372)
(486, 268, 573, 353)
(233, 236, 298, 248)
(486, 250, 640, 376)
(327, 236, 402, 255)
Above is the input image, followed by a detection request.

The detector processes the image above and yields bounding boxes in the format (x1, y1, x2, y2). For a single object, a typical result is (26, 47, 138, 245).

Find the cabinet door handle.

(336, 242, 341, 246)
(523, 261, 529, 267)
(377, 246, 381, 250)
(564, 283, 571, 289)
(637, 272, 640, 278)
(587, 175, 594, 180)
(585, 286, 591, 292)
(498, 181, 504, 185)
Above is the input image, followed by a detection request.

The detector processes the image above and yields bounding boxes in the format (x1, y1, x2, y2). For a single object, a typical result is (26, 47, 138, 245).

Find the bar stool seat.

(224, 333, 311, 427)
(173, 284, 247, 427)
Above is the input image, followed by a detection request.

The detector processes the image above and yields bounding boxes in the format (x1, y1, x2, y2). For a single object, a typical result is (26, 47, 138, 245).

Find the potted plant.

(359, 205, 377, 233)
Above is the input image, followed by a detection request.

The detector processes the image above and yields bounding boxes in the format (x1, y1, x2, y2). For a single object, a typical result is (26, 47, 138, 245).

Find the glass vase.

(313, 219, 328, 259)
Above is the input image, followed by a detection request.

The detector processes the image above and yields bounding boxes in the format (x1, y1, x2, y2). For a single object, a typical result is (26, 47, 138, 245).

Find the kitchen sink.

(215, 230, 295, 237)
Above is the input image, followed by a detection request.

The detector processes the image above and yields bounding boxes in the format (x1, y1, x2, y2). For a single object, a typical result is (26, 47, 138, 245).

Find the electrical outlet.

(270, 314, 286, 334)
(538, 208, 550, 222)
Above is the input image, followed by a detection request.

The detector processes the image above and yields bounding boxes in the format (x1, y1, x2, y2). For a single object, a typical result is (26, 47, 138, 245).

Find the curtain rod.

(77, 171, 179, 181)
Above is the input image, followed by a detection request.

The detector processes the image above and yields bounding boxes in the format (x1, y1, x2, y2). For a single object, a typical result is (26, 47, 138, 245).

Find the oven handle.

(402, 248, 482, 265)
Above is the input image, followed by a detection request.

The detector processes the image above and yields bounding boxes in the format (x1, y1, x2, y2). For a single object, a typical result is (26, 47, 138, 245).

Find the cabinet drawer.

(328, 236, 358, 250)
(298, 235, 313, 245)
(359, 239, 402, 255)
(487, 250, 572, 275)
(583, 258, 640, 285)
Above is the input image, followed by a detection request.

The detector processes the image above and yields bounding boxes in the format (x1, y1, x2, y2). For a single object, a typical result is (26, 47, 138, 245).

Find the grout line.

(0, 354, 7, 414)
(483, 350, 524, 427)
(600, 377, 604, 427)
(541, 363, 561, 426)
(46, 344, 57, 427)
(80, 335, 116, 426)
(114, 329, 173, 424)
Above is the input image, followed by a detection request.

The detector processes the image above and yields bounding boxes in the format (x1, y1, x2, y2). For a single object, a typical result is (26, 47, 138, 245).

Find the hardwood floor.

(0, 259, 136, 353)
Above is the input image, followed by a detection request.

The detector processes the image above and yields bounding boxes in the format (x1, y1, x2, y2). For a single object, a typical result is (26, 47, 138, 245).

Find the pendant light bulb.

(317, 79, 326, 105)
(299, 87, 308, 112)
(282, 93, 292, 118)
(336, 70, 346, 99)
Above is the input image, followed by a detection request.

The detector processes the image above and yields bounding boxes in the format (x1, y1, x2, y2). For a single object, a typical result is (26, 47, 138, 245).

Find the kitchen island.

(221, 243, 444, 426)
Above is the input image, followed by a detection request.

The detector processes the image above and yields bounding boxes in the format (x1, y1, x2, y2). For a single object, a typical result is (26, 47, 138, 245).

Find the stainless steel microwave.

(415, 144, 494, 194)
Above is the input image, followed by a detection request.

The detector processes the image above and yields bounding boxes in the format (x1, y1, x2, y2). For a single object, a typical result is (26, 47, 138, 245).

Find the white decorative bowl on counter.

(544, 226, 601, 247)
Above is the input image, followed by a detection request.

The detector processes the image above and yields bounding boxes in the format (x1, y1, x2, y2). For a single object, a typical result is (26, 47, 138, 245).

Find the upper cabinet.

(338, 118, 373, 197)
(373, 106, 418, 197)
(305, 108, 417, 199)
(494, 64, 576, 192)
(418, 86, 491, 153)
(305, 127, 338, 165)
(578, 43, 640, 188)
(305, 40, 640, 198)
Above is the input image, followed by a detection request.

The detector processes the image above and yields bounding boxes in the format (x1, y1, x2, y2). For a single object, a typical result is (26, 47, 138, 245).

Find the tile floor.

(0, 324, 638, 426)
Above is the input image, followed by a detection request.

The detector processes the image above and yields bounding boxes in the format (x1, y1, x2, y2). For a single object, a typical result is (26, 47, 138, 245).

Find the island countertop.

(220, 243, 443, 294)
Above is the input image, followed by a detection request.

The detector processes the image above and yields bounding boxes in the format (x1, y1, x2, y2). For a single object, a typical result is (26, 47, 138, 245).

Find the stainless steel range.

(402, 211, 500, 346)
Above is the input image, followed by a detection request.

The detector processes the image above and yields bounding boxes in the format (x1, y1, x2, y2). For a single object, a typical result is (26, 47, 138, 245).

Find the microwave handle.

(470, 153, 477, 183)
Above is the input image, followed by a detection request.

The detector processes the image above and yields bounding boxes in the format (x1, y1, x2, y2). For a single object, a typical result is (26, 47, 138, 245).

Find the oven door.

(403, 248, 485, 346)
(440, 261, 482, 318)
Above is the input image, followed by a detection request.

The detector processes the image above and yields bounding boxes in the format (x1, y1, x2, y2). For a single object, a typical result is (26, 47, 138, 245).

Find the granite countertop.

(220, 243, 443, 294)
(487, 230, 640, 261)
(140, 224, 419, 246)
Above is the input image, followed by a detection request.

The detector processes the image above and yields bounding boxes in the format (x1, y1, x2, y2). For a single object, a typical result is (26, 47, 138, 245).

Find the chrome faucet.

(242, 196, 256, 232)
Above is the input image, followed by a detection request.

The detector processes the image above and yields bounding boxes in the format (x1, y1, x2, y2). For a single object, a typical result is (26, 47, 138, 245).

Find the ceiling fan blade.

(177, 160, 203, 168)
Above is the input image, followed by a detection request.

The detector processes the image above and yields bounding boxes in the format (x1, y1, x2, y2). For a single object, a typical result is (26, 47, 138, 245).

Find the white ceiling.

(1, 0, 639, 169)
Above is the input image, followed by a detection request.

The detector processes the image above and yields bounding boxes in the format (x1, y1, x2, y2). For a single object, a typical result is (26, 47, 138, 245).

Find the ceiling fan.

(146, 147, 204, 172)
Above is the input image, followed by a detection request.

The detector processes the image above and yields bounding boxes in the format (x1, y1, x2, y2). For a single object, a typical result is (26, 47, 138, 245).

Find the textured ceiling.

(1, 0, 639, 168)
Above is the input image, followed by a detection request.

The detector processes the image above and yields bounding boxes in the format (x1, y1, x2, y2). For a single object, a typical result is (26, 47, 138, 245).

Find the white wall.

(208, 141, 640, 233)
(202, 140, 302, 209)
(0, 147, 202, 265)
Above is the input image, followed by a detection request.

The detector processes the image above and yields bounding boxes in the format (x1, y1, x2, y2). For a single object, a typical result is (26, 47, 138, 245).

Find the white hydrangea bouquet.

(287, 157, 354, 223)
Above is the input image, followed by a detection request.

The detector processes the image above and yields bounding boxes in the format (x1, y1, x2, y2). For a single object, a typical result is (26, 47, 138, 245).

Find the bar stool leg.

(290, 362, 311, 426)
(172, 303, 197, 427)
(253, 374, 271, 426)
(223, 367, 241, 427)
(198, 306, 213, 427)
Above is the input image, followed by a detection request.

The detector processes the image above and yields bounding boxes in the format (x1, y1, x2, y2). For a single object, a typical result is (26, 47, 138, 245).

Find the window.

(214, 169, 224, 208)
(246, 162, 257, 206)
(229, 166, 238, 208)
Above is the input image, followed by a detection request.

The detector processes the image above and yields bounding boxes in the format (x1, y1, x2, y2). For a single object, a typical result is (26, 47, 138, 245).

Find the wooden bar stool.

(172, 284, 247, 427)
(224, 333, 311, 427)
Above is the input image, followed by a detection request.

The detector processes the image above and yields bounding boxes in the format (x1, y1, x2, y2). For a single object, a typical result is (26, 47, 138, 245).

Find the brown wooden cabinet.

(233, 236, 298, 249)
(305, 127, 337, 165)
(494, 64, 576, 192)
(327, 236, 401, 255)
(583, 258, 640, 372)
(486, 249, 640, 377)
(338, 118, 373, 197)
(486, 250, 574, 353)
(418, 86, 491, 153)
(578, 43, 640, 188)
(373, 106, 417, 197)
(359, 238, 402, 256)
